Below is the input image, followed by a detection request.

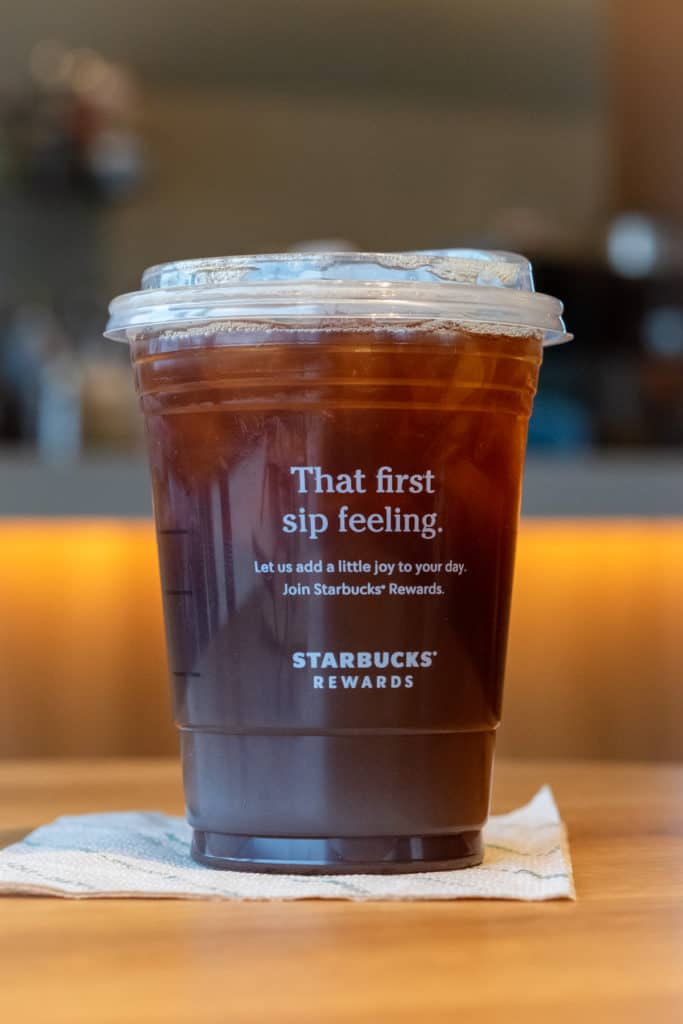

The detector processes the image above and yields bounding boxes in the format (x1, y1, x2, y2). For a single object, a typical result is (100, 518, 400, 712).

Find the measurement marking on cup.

(172, 671, 201, 678)
(158, 528, 191, 535)
(165, 589, 193, 596)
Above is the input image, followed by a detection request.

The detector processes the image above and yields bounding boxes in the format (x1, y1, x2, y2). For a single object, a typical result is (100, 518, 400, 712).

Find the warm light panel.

(0, 519, 681, 760)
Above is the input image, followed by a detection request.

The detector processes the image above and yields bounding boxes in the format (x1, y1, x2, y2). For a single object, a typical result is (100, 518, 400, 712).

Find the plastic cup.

(106, 251, 570, 873)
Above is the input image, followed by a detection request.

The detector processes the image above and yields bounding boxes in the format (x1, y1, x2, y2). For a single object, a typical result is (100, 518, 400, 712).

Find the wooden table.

(1, 758, 682, 1023)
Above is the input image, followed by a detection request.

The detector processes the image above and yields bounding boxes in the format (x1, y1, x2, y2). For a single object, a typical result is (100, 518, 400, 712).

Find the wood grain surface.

(1, 758, 682, 1023)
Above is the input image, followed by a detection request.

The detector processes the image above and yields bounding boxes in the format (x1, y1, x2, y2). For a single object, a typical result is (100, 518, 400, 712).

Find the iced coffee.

(106, 252, 570, 872)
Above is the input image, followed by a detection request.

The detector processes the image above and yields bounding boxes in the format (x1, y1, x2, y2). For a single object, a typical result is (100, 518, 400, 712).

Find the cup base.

(190, 829, 483, 874)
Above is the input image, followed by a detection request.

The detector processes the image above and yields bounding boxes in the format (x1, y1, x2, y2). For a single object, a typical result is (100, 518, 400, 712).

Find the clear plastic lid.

(105, 250, 571, 345)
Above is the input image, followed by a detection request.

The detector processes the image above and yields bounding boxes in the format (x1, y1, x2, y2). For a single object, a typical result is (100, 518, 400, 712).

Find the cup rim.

(105, 250, 572, 345)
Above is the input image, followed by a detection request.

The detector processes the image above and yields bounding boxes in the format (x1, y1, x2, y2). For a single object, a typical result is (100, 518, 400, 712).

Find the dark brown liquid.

(132, 323, 542, 871)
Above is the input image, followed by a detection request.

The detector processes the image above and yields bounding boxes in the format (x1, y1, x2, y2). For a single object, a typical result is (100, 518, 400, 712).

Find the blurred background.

(1, 1, 682, 761)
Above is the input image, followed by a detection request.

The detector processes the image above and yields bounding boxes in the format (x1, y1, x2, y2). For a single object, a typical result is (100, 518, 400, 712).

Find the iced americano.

(106, 252, 570, 873)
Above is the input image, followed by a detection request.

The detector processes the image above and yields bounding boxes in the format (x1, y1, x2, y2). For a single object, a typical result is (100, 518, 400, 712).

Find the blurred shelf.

(521, 454, 683, 517)
(0, 453, 152, 518)
(0, 452, 681, 518)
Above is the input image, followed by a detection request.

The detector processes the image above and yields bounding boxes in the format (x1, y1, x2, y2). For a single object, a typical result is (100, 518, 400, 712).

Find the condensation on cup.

(105, 251, 571, 873)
